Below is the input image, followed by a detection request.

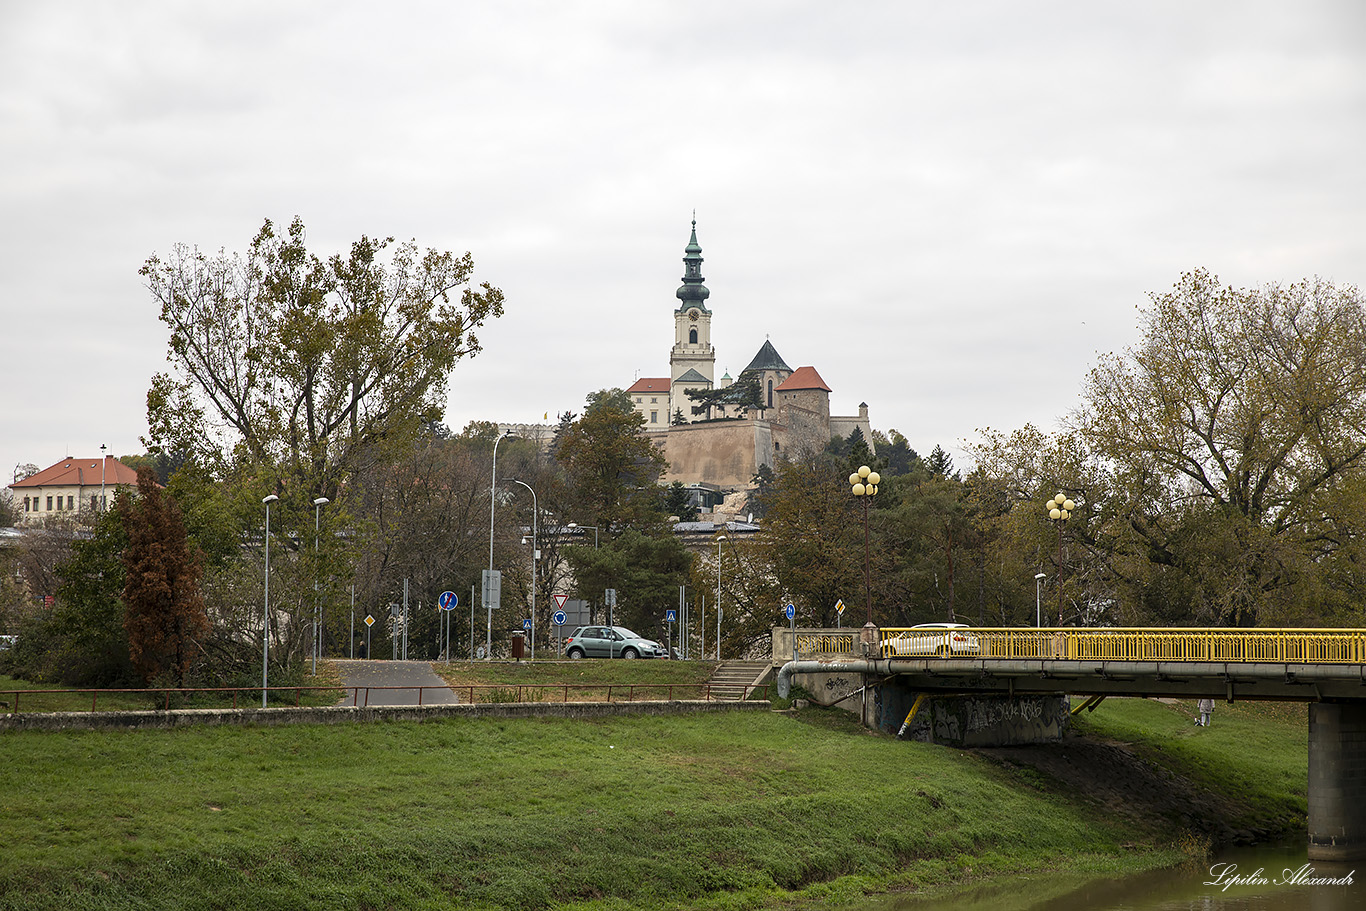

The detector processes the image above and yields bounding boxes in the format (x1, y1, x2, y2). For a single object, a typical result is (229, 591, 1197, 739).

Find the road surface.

(333, 659, 460, 706)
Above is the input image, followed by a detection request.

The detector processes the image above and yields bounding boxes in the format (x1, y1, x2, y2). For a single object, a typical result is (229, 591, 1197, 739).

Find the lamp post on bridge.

(849, 465, 880, 626)
(1045, 493, 1075, 625)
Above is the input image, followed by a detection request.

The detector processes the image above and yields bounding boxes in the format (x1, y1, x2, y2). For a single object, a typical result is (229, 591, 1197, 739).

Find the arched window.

(767, 379, 774, 407)
(689, 328, 698, 344)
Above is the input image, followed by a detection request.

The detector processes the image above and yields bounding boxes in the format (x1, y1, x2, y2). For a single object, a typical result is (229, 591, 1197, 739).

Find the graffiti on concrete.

(889, 692, 1070, 746)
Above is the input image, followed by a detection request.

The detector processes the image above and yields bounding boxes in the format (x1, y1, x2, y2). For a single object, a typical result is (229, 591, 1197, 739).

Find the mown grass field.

(0, 664, 1310, 911)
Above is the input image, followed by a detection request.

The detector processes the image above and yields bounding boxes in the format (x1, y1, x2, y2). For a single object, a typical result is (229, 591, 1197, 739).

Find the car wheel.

(568, 648, 584, 659)
(622, 648, 638, 660)
(935, 644, 950, 658)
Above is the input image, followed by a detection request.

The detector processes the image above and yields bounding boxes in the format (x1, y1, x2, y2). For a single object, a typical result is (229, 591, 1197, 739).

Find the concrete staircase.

(706, 661, 774, 701)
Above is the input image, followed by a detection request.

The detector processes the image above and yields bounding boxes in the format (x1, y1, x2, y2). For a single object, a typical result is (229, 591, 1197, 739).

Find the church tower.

(669, 218, 716, 422)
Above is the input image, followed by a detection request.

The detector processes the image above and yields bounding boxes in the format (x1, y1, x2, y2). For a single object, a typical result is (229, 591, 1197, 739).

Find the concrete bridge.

(773, 625, 1366, 862)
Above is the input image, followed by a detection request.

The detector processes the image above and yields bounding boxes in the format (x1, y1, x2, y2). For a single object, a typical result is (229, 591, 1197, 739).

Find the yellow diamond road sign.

(364, 614, 375, 627)
(835, 599, 845, 614)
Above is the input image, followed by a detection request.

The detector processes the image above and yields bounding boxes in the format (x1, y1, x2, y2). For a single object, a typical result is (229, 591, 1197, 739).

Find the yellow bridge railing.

(796, 631, 859, 658)
(877, 628, 1366, 664)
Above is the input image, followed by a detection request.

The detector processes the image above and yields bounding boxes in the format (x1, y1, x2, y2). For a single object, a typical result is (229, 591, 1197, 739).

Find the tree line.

(2, 221, 1362, 687)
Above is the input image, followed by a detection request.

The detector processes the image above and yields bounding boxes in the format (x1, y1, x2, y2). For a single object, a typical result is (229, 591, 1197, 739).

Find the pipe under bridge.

(773, 626, 1366, 862)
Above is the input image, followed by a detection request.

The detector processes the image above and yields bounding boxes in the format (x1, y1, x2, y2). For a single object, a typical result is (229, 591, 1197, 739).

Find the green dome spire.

(676, 216, 711, 309)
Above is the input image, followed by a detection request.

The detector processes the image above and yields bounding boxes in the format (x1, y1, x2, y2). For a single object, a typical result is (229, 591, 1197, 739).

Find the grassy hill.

(0, 662, 1308, 910)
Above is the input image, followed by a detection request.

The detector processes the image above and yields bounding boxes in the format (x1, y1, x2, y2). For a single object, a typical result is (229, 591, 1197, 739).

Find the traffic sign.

(439, 591, 458, 610)
(523, 618, 532, 630)
(835, 599, 845, 615)
(553, 610, 567, 626)
(666, 609, 677, 622)
(482, 569, 502, 609)
(554, 594, 569, 610)
(785, 603, 795, 620)
(364, 614, 375, 627)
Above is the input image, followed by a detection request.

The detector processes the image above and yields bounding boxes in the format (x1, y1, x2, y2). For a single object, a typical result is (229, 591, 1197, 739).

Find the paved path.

(333, 659, 460, 706)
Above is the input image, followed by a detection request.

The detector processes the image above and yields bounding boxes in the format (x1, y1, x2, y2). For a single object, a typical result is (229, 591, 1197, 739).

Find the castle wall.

(653, 418, 773, 488)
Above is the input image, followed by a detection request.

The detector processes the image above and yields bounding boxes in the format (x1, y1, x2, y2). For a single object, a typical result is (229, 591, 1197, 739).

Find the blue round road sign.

(553, 610, 567, 626)
(785, 603, 795, 620)
(439, 591, 458, 610)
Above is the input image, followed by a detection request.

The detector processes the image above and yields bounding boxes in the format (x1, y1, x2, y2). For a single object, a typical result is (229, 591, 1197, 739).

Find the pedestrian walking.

(1196, 698, 1214, 727)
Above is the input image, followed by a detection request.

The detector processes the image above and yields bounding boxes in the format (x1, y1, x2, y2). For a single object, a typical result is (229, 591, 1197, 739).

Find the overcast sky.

(3, 1, 1364, 488)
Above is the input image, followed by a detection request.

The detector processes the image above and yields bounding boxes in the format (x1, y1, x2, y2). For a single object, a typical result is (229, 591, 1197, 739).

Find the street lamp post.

(1045, 493, 1075, 625)
(512, 480, 538, 661)
(848, 465, 881, 625)
(567, 522, 598, 548)
(487, 429, 516, 660)
(261, 494, 279, 708)
(715, 532, 727, 661)
(312, 497, 329, 674)
(99, 443, 107, 512)
(1034, 572, 1046, 628)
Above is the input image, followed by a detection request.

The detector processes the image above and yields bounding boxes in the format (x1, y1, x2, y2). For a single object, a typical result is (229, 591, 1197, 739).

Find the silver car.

(885, 623, 980, 658)
(563, 626, 669, 659)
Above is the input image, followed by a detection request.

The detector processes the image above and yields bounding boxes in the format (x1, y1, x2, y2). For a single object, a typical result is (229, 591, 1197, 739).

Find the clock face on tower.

(688, 309, 700, 321)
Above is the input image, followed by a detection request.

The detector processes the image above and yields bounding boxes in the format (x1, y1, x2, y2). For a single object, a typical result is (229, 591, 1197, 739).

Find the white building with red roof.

(8, 456, 140, 524)
(626, 377, 673, 429)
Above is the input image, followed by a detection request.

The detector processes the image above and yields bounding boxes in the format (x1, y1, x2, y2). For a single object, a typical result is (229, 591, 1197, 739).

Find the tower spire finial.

(677, 215, 709, 308)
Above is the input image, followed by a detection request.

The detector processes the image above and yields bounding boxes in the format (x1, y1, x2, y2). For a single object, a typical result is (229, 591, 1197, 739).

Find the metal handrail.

(0, 682, 774, 714)
(877, 627, 1366, 663)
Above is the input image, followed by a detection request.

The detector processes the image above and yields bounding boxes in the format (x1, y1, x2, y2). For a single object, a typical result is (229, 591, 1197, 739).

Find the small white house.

(8, 456, 141, 523)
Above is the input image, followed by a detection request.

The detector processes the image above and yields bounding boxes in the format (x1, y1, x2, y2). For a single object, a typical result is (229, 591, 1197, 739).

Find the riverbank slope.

(0, 687, 1306, 910)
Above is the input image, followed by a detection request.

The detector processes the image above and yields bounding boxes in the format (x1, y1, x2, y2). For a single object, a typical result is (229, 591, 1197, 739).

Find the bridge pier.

(1309, 701, 1366, 862)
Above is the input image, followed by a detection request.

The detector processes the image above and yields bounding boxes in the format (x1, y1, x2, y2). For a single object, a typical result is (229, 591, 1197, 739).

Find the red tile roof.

(9, 456, 142, 490)
(775, 366, 832, 393)
(627, 377, 671, 394)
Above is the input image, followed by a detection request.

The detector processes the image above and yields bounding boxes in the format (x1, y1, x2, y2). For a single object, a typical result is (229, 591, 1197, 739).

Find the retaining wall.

(0, 699, 769, 733)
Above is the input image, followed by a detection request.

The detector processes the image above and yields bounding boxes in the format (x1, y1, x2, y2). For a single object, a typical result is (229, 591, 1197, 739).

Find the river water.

(824, 843, 1360, 911)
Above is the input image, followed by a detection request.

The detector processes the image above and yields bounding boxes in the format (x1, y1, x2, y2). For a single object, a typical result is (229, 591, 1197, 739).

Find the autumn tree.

(141, 216, 504, 508)
(121, 468, 209, 686)
(1078, 270, 1366, 626)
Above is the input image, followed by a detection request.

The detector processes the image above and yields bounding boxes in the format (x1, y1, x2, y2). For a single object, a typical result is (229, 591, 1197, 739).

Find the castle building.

(629, 220, 873, 498)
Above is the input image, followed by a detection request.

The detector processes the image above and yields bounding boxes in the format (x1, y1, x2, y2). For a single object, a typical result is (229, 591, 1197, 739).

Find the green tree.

(663, 482, 700, 522)
(564, 530, 692, 636)
(555, 389, 668, 534)
(759, 455, 862, 625)
(1078, 270, 1366, 626)
(141, 216, 504, 506)
(9, 510, 133, 686)
(685, 373, 762, 420)
(121, 469, 209, 686)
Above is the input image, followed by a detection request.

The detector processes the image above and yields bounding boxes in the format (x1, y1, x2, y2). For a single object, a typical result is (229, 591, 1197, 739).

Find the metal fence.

(0, 682, 772, 714)
(877, 627, 1366, 663)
